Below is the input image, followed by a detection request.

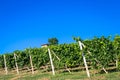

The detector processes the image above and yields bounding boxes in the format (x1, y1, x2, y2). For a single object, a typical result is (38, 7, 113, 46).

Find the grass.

(0, 74, 14, 80)
(0, 70, 120, 80)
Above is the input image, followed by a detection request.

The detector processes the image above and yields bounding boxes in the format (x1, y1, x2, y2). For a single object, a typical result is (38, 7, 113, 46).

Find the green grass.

(0, 74, 14, 80)
(0, 70, 120, 80)
(14, 71, 89, 80)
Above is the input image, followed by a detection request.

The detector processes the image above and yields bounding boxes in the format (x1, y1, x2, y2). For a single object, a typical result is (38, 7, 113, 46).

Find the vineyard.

(0, 35, 120, 79)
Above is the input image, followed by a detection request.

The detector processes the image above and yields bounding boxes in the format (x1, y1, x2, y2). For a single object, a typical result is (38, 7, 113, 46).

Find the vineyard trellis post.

(14, 53, 19, 74)
(29, 55, 34, 74)
(3, 55, 8, 75)
(29, 49, 34, 74)
(78, 41, 90, 78)
(48, 48, 55, 75)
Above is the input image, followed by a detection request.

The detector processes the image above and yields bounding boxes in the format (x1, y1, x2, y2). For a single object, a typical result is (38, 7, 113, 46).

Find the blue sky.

(0, 0, 120, 54)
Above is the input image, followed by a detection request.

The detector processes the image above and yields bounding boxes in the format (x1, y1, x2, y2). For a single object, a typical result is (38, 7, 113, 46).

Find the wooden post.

(82, 53, 90, 77)
(102, 67, 108, 74)
(65, 64, 71, 74)
(14, 53, 19, 74)
(116, 59, 118, 68)
(48, 48, 55, 75)
(3, 55, 8, 75)
(29, 55, 34, 74)
(78, 41, 90, 78)
(116, 55, 118, 68)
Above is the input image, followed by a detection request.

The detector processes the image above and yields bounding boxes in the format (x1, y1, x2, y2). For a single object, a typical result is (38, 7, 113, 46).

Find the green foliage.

(72, 36, 82, 42)
(0, 55, 4, 68)
(84, 36, 114, 69)
(113, 35, 120, 69)
(5, 53, 15, 69)
(0, 35, 120, 71)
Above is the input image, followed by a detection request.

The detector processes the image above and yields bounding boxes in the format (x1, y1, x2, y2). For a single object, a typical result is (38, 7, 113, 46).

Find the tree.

(48, 38, 59, 45)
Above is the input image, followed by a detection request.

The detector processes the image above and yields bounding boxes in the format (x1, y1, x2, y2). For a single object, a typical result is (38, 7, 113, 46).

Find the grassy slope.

(0, 70, 120, 80)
